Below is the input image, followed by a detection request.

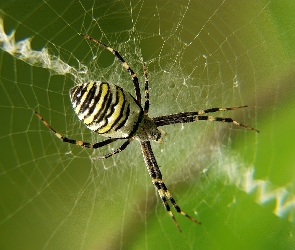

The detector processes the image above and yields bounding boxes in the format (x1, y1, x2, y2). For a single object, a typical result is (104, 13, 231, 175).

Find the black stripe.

(69, 84, 84, 100)
(70, 84, 87, 108)
(84, 82, 103, 118)
(87, 82, 110, 125)
(69, 85, 80, 100)
(129, 105, 144, 138)
(114, 50, 125, 63)
(154, 181, 161, 190)
(72, 84, 88, 107)
(92, 88, 112, 127)
(197, 116, 209, 121)
(114, 104, 130, 131)
(79, 83, 97, 114)
(112, 50, 136, 77)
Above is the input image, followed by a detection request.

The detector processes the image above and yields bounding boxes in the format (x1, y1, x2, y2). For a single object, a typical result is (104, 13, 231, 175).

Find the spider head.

(149, 127, 162, 143)
(135, 116, 162, 142)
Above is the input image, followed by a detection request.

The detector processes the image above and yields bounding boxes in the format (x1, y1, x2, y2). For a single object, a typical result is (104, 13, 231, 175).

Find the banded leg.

(92, 137, 134, 160)
(143, 64, 150, 115)
(140, 141, 200, 232)
(80, 34, 141, 105)
(144, 141, 200, 226)
(153, 106, 259, 132)
(34, 110, 121, 150)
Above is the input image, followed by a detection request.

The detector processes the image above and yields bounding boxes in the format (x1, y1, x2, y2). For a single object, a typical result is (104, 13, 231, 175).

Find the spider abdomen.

(70, 81, 143, 138)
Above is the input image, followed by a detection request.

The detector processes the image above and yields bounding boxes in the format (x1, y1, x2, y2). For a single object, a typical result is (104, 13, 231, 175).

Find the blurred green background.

(0, 0, 294, 249)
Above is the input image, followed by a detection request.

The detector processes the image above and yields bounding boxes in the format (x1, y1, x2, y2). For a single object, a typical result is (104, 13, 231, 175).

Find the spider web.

(1, 0, 295, 249)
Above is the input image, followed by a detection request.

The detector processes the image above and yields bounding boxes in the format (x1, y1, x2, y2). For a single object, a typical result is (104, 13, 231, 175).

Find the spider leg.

(34, 110, 118, 148)
(153, 106, 259, 132)
(80, 34, 141, 105)
(140, 141, 180, 230)
(143, 64, 149, 115)
(92, 138, 133, 160)
(140, 141, 200, 231)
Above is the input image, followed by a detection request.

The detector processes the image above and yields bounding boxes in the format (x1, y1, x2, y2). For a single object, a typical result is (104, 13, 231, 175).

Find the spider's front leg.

(80, 34, 142, 105)
(153, 106, 259, 132)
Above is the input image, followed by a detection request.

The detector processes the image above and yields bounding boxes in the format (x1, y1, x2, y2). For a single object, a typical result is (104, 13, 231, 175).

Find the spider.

(34, 34, 259, 231)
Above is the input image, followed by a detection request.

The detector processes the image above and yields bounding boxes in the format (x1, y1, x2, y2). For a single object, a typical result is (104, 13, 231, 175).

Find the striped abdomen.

(69, 81, 143, 138)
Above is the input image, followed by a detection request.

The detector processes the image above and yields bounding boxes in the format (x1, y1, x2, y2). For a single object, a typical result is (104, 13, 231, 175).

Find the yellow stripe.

(122, 62, 129, 70)
(83, 83, 109, 125)
(97, 88, 124, 134)
(74, 82, 95, 114)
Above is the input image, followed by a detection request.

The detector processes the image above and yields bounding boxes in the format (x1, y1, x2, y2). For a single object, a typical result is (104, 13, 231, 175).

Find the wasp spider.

(35, 34, 259, 231)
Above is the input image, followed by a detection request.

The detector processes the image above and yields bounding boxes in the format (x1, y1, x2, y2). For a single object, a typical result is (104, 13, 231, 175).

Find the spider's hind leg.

(92, 137, 134, 160)
(34, 110, 119, 149)
(140, 141, 200, 231)
(161, 182, 201, 226)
